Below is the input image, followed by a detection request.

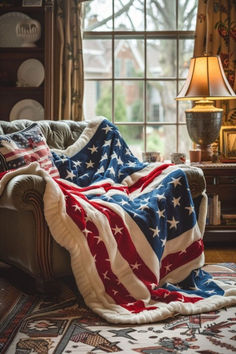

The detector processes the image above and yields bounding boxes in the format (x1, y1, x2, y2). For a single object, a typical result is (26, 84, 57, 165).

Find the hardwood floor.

(204, 244, 236, 263)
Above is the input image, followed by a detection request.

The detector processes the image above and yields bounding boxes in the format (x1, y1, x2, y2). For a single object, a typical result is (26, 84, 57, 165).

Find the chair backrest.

(0, 120, 87, 150)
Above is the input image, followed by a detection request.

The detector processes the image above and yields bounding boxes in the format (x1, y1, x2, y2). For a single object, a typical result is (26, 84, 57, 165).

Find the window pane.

(147, 81, 176, 123)
(83, 0, 112, 31)
(114, 81, 144, 122)
(114, 39, 144, 78)
(84, 39, 112, 79)
(146, 0, 176, 30)
(114, 0, 144, 31)
(178, 0, 197, 30)
(179, 39, 194, 78)
(84, 80, 112, 121)
(178, 125, 193, 157)
(118, 125, 144, 160)
(147, 39, 176, 78)
(147, 125, 176, 161)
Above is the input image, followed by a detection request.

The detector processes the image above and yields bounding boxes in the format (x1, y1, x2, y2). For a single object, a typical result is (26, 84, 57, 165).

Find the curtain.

(54, 0, 88, 121)
(194, 0, 236, 125)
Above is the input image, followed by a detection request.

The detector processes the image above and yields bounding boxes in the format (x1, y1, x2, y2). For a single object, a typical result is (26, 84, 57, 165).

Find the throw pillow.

(0, 123, 59, 178)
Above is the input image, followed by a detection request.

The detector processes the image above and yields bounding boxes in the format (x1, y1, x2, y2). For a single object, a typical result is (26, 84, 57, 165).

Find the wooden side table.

(193, 163, 236, 245)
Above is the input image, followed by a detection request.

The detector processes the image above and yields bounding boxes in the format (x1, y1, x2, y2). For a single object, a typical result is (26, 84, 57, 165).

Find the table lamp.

(176, 55, 236, 161)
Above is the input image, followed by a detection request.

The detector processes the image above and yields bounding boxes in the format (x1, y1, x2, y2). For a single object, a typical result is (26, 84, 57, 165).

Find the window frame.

(83, 2, 196, 154)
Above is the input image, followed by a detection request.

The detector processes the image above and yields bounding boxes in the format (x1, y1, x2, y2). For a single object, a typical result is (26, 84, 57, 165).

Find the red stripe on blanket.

(151, 287, 203, 304)
(128, 163, 173, 193)
(160, 239, 204, 280)
(56, 178, 128, 194)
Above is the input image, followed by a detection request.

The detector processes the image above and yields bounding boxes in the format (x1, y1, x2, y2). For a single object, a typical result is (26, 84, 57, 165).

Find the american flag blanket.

(1, 117, 236, 324)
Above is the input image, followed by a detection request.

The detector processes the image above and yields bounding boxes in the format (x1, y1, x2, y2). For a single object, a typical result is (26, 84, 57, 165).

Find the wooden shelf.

(0, 47, 43, 53)
(206, 224, 236, 230)
(199, 164, 236, 245)
(204, 229, 236, 244)
(0, 6, 43, 10)
(0, 86, 43, 91)
(0, 6, 44, 15)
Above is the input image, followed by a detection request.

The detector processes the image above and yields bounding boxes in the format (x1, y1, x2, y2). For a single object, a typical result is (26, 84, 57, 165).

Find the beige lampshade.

(176, 55, 236, 101)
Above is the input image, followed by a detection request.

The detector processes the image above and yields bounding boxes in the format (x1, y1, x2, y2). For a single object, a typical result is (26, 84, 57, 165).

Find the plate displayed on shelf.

(9, 99, 44, 121)
(17, 59, 45, 87)
(0, 12, 31, 47)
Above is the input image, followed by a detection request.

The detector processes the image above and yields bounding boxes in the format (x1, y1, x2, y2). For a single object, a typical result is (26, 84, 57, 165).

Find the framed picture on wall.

(220, 126, 236, 162)
(22, 0, 42, 6)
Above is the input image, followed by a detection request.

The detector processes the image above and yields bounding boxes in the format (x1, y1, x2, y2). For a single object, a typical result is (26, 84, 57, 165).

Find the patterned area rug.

(0, 263, 236, 354)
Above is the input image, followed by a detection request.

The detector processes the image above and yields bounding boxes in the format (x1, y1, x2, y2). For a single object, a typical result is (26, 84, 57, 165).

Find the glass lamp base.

(185, 109, 222, 162)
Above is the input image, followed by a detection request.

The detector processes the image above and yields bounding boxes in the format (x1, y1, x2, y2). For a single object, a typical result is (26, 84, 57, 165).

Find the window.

(83, 0, 197, 161)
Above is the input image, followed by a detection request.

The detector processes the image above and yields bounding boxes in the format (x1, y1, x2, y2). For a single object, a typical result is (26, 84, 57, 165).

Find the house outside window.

(152, 104, 160, 122)
(83, 0, 197, 161)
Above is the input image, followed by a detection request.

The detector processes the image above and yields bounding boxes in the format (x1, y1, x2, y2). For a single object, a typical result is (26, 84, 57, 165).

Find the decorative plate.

(9, 99, 44, 121)
(17, 59, 45, 87)
(16, 19, 41, 47)
(0, 12, 31, 47)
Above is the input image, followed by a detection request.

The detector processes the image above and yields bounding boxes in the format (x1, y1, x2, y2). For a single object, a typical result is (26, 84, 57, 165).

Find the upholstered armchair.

(0, 120, 206, 293)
